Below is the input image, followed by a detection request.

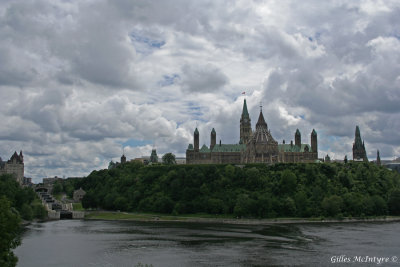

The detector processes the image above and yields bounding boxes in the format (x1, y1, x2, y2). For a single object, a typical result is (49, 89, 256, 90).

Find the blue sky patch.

(130, 32, 166, 48)
(159, 74, 180, 87)
(120, 139, 152, 147)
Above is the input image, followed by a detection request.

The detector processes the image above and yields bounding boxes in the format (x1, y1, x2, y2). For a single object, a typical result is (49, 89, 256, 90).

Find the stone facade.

(73, 188, 86, 202)
(0, 151, 24, 184)
(186, 100, 318, 164)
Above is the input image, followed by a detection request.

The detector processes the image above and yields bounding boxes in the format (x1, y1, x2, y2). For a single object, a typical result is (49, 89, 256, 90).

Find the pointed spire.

(194, 127, 199, 134)
(241, 99, 249, 118)
(377, 150, 381, 166)
(256, 109, 268, 130)
(211, 128, 216, 134)
(353, 125, 367, 161)
(312, 129, 317, 135)
(295, 129, 300, 136)
(355, 125, 361, 138)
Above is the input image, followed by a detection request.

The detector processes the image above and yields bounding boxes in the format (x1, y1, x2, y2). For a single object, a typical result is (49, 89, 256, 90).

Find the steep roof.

(353, 125, 364, 149)
(256, 110, 268, 130)
(279, 144, 311, 152)
(241, 99, 249, 118)
(211, 144, 246, 152)
(200, 144, 210, 152)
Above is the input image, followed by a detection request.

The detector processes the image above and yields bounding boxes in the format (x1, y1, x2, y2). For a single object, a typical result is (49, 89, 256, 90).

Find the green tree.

(33, 204, 48, 220)
(82, 191, 97, 209)
(52, 181, 63, 195)
(206, 198, 225, 214)
(114, 196, 129, 211)
(20, 203, 33, 221)
(294, 190, 309, 217)
(322, 195, 343, 217)
(162, 153, 176, 165)
(280, 170, 297, 195)
(281, 197, 297, 217)
(224, 165, 235, 178)
(388, 189, 400, 215)
(0, 197, 21, 267)
(234, 194, 256, 217)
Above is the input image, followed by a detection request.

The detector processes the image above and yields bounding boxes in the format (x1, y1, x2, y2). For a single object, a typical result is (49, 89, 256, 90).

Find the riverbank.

(84, 211, 400, 225)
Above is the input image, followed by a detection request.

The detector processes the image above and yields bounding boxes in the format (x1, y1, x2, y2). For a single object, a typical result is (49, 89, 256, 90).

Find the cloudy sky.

(0, 0, 399, 182)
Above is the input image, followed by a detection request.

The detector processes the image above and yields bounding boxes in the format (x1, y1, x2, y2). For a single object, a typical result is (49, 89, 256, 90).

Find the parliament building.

(186, 100, 318, 164)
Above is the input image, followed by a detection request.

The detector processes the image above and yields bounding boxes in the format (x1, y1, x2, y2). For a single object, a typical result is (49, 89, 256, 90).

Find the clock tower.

(240, 99, 252, 144)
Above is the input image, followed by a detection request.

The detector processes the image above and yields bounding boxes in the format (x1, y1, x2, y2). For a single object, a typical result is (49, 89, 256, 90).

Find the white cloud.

(0, 0, 399, 181)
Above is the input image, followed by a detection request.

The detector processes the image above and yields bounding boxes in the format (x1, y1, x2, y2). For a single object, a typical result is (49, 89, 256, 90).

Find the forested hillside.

(80, 162, 400, 218)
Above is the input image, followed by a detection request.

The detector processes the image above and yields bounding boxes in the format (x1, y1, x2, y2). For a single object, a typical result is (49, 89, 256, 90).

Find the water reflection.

(14, 220, 400, 267)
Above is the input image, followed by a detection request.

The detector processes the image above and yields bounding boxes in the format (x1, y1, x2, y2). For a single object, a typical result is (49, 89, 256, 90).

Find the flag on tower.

(242, 91, 246, 95)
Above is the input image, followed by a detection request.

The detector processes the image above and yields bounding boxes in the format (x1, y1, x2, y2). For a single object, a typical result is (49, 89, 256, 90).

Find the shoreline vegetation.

(0, 174, 48, 267)
(78, 162, 400, 219)
(83, 211, 400, 225)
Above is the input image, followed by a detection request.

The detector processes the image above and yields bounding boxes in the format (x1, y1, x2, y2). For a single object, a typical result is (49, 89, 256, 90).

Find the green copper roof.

(200, 144, 210, 152)
(241, 99, 249, 118)
(212, 144, 246, 152)
(187, 144, 194, 150)
(211, 128, 216, 134)
(354, 125, 363, 148)
(279, 144, 311, 152)
(312, 129, 317, 135)
(194, 128, 199, 135)
(295, 129, 301, 136)
(355, 125, 361, 137)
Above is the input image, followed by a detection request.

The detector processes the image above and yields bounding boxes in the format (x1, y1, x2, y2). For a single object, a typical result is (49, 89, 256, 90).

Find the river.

(14, 219, 400, 266)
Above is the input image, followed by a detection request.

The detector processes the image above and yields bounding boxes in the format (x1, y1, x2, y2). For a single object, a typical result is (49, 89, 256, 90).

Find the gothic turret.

(295, 129, 301, 147)
(240, 99, 251, 144)
(352, 125, 367, 161)
(194, 128, 199, 152)
(376, 150, 381, 166)
(311, 129, 318, 156)
(150, 149, 158, 163)
(121, 154, 126, 164)
(210, 128, 216, 150)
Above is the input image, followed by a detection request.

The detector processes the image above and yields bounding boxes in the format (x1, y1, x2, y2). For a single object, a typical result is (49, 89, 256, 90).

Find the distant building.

(108, 153, 129, 169)
(325, 154, 331, 163)
(150, 149, 159, 163)
(0, 151, 24, 184)
(73, 188, 86, 202)
(132, 157, 150, 165)
(352, 126, 368, 161)
(43, 176, 63, 185)
(175, 157, 186, 164)
(121, 154, 126, 164)
(23, 177, 33, 186)
(376, 150, 381, 166)
(186, 99, 318, 164)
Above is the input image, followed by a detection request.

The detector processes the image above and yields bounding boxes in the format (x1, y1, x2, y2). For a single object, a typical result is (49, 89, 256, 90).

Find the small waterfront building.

(73, 188, 86, 202)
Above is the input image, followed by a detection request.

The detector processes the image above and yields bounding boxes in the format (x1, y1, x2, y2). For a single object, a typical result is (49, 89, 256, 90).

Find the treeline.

(0, 174, 47, 267)
(79, 162, 400, 218)
(52, 178, 81, 198)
